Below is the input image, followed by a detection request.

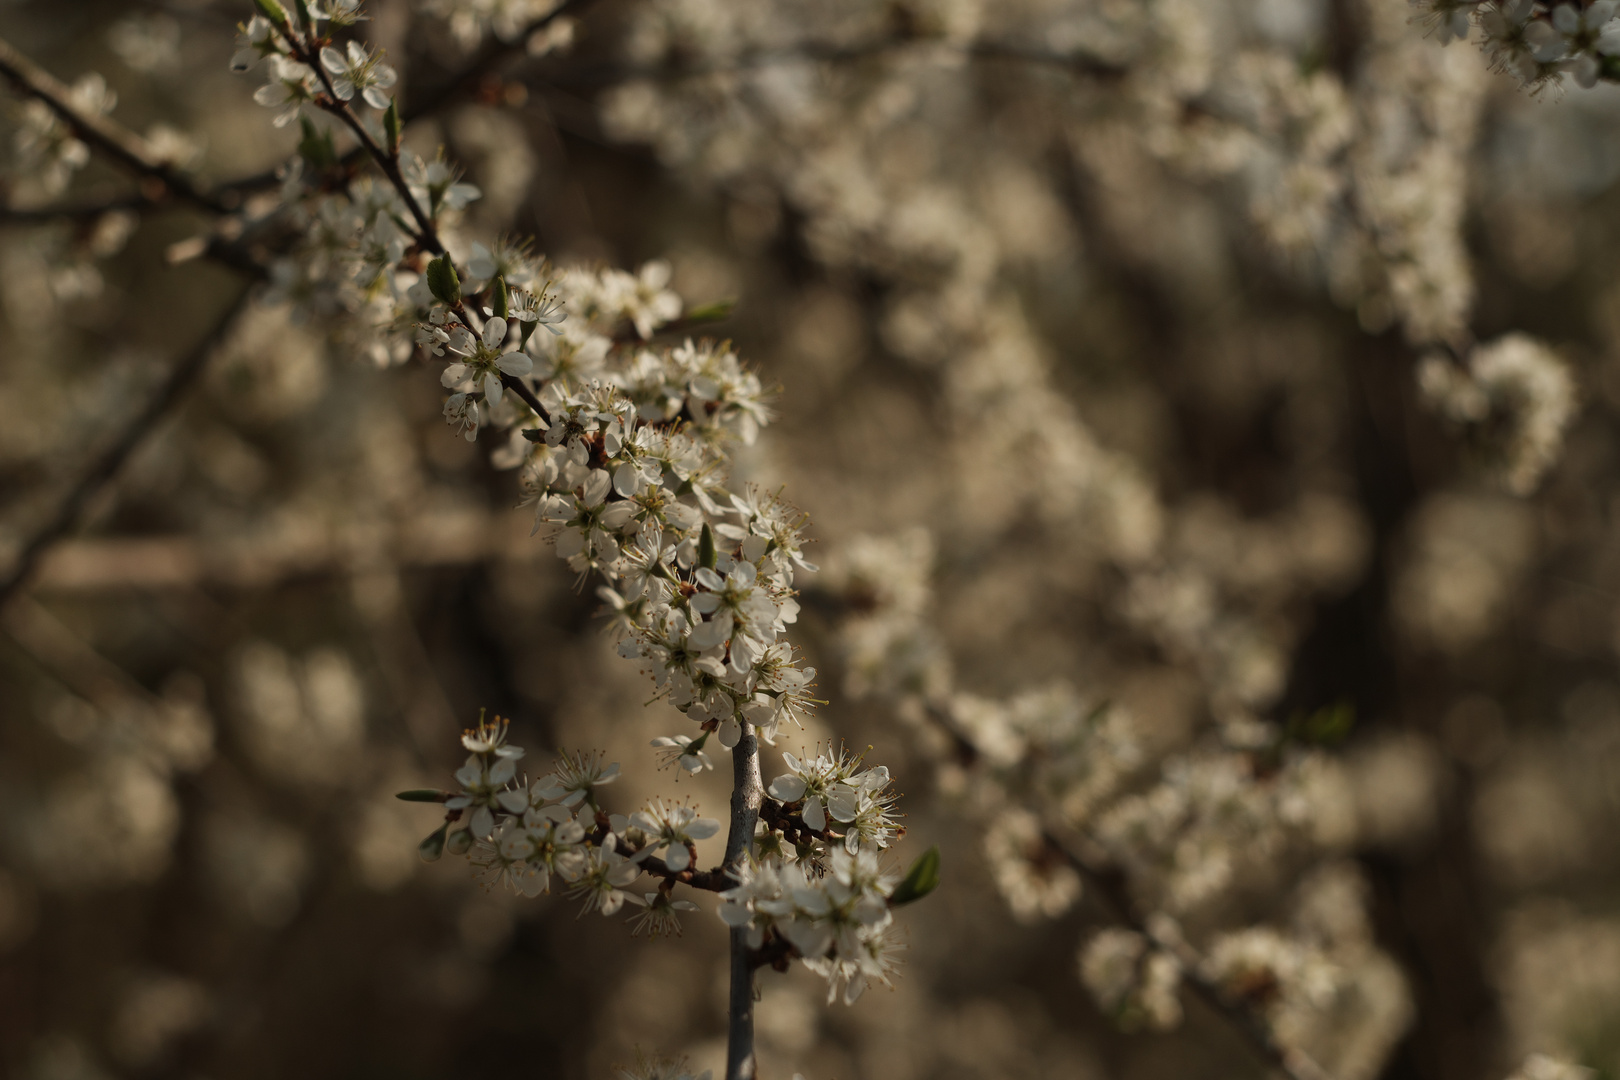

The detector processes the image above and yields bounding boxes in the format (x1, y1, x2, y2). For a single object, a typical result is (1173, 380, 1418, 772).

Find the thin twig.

(273, 0, 596, 255)
(0, 287, 256, 613)
(279, 27, 446, 253)
(0, 34, 236, 215)
(499, 371, 547, 416)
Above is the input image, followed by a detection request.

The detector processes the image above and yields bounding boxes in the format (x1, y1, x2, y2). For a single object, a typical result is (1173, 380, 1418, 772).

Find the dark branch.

(0, 287, 256, 613)
(725, 726, 764, 1080)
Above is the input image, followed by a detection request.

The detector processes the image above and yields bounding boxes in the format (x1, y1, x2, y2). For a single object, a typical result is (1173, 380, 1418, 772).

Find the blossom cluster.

(823, 530, 1409, 1078)
(419, 717, 665, 917)
(1078, 927, 1184, 1033)
(719, 843, 904, 1005)
(416, 712, 909, 999)
(1417, 334, 1577, 495)
(520, 338, 813, 748)
(1413, 0, 1620, 88)
(220, 0, 919, 1017)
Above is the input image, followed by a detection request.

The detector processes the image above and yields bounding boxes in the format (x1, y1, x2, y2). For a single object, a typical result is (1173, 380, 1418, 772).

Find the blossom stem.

(0, 34, 236, 215)
(723, 724, 763, 1080)
(281, 38, 445, 253)
(287, 19, 590, 277)
(206, 0, 599, 203)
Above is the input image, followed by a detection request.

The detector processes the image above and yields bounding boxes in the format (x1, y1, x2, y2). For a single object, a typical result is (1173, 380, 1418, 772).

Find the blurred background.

(3, 0, 1620, 1078)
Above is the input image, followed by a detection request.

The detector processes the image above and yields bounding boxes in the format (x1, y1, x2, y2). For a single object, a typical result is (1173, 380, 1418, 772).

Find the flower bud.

(427, 254, 461, 305)
(418, 824, 448, 862)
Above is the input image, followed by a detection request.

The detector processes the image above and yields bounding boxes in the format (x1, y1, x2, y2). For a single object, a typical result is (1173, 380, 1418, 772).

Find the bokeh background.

(4, 1, 1620, 1079)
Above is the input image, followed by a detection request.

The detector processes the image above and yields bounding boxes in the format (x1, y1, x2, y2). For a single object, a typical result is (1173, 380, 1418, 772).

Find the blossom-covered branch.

(1412, 0, 1620, 88)
(211, 7, 927, 1079)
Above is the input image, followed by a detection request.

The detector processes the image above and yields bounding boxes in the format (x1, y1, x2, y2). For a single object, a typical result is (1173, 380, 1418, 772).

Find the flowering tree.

(0, 2, 1617, 1079)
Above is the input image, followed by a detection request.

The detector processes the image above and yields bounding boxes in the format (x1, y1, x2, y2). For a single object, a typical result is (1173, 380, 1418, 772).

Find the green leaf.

(889, 845, 940, 905)
(446, 828, 474, 856)
(252, 0, 289, 24)
(426, 254, 461, 305)
(699, 522, 717, 570)
(418, 824, 448, 862)
(383, 99, 401, 157)
(521, 427, 546, 443)
(395, 788, 447, 802)
(492, 276, 510, 320)
(1289, 700, 1355, 747)
(296, 116, 337, 170)
(681, 298, 736, 325)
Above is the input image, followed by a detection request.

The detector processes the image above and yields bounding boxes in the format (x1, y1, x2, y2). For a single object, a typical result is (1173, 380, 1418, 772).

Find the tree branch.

(0, 33, 236, 215)
(0, 286, 255, 614)
(724, 725, 763, 1080)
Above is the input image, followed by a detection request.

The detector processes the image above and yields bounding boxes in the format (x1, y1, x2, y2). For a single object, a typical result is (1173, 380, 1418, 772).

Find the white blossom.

(319, 40, 397, 110)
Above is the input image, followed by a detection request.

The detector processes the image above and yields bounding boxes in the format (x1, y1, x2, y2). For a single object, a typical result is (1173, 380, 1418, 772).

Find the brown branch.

(0, 287, 256, 614)
(0, 34, 236, 215)
(632, 851, 733, 893)
(284, 46, 446, 253)
(724, 725, 764, 1080)
(499, 371, 547, 417)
